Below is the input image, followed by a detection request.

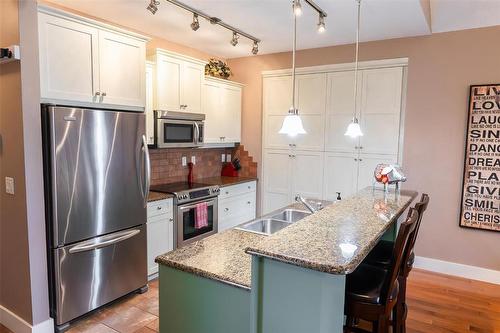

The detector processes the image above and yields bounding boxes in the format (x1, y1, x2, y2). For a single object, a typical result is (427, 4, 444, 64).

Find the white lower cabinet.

(218, 181, 257, 232)
(146, 198, 174, 277)
(323, 153, 359, 201)
(356, 154, 398, 190)
(262, 150, 324, 214)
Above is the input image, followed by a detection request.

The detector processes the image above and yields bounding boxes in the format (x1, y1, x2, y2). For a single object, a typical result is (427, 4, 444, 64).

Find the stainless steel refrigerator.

(42, 105, 151, 330)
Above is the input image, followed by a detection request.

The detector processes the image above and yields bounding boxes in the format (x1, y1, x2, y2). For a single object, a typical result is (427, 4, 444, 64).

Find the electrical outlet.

(226, 154, 231, 162)
(221, 154, 226, 163)
(181, 156, 187, 167)
(5, 177, 14, 195)
(191, 156, 196, 164)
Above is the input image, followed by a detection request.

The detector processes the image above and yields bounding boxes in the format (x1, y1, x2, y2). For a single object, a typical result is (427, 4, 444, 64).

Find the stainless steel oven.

(177, 196, 218, 247)
(154, 110, 204, 148)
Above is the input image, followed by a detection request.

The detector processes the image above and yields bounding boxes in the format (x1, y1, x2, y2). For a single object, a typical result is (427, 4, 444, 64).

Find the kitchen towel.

(195, 202, 208, 229)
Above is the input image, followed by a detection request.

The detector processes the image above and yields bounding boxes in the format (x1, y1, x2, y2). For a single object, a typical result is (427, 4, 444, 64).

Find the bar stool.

(344, 208, 419, 333)
(363, 194, 429, 333)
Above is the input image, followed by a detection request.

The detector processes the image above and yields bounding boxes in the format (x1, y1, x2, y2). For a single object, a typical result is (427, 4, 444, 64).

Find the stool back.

(380, 208, 419, 305)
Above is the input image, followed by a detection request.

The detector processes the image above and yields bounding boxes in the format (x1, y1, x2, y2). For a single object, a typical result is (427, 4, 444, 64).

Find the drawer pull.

(224, 208, 229, 212)
(248, 186, 251, 189)
(247, 201, 251, 204)
(225, 191, 229, 195)
(157, 206, 162, 210)
(169, 218, 173, 222)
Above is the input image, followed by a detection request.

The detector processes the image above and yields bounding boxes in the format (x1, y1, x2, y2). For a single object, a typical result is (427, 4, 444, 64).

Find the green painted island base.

(251, 256, 346, 333)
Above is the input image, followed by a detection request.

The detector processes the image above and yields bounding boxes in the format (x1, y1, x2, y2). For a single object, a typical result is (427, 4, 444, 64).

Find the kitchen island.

(155, 187, 417, 333)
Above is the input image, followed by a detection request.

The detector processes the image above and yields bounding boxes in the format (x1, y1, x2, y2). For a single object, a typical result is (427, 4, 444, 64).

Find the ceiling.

(48, 0, 500, 59)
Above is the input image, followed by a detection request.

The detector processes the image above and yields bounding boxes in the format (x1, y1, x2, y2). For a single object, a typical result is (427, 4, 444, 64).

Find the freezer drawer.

(52, 225, 147, 326)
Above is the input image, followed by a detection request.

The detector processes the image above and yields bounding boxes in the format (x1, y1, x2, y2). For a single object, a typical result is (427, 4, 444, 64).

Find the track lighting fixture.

(230, 32, 239, 46)
(190, 13, 200, 31)
(146, 0, 160, 14)
(317, 13, 326, 33)
(293, 0, 303, 16)
(252, 41, 259, 55)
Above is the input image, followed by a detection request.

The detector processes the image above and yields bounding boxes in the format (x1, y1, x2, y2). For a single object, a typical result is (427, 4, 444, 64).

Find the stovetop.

(151, 181, 220, 204)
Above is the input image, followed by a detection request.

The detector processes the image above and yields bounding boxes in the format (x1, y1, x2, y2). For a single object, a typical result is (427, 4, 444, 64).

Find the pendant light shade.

(344, 0, 364, 139)
(344, 118, 363, 138)
(279, 108, 307, 137)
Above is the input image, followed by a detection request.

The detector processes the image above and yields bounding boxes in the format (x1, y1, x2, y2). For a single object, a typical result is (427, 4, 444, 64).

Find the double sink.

(236, 209, 312, 236)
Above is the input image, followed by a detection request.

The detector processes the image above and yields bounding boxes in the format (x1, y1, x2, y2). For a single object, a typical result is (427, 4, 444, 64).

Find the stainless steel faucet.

(295, 195, 316, 213)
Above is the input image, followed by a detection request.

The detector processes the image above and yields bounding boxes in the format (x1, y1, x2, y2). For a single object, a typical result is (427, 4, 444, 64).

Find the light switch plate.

(5, 177, 14, 195)
(182, 156, 187, 167)
(221, 154, 226, 163)
(226, 154, 231, 162)
(191, 156, 196, 164)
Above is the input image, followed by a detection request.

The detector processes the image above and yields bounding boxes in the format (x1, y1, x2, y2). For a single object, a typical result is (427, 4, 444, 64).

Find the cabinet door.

(325, 71, 361, 153)
(38, 12, 99, 103)
(98, 30, 145, 107)
(221, 84, 242, 142)
(263, 76, 293, 149)
(145, 63, 155, 145)
(262, 150, 292, 214)
(292, 74, 326, 151)
(203, 81, 222, 143)
(323, 153, 358, 200)
(359, 67, 403, 155)
(156, 55, 182, 111)
(292, 151, 324, 200)
(182, 62, 204, 113)
(357, 154, 398, 191)
(147, 214, 173, 276)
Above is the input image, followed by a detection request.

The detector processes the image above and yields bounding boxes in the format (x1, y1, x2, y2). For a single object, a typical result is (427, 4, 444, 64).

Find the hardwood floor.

(1, 269, 498, 333)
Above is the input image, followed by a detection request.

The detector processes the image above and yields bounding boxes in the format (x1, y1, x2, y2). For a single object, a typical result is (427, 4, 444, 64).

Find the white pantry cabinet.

(261, 59, 407, 209)
(38, 7, 147, 109)
(150, 49, 205, 113)
(147, 198, 174, 277)
(262, 150, 324, 214)
(218, 181, 257, 232)
(203, 77, 243, 144)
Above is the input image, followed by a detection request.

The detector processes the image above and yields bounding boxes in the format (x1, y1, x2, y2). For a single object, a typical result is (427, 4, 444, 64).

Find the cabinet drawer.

(219, 211, 256, 233)
(218, 192, 256, 221)
(147, 199, 173, 218)
(219, 181, 256, 200)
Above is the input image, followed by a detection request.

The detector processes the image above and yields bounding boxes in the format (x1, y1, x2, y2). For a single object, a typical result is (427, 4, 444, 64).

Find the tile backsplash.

(150, 148, 234, 185)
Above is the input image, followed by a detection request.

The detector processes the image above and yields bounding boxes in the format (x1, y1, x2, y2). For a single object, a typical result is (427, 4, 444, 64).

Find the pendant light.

(345, 0, 364, 138)
(279, 5, 306, 137)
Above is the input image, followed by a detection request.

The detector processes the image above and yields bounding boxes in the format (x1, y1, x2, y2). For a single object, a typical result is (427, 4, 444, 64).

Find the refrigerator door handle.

(142, 135, 151, 206)
(68, 229, 141, 254)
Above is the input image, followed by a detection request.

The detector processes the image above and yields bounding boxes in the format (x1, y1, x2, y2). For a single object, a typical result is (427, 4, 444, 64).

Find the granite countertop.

(246, 188, 417, 274)
(155, 187, 417, 289)
(155, 228, 263, 290)
(201, 176, 258, 187)
(147, 191, 174, 202)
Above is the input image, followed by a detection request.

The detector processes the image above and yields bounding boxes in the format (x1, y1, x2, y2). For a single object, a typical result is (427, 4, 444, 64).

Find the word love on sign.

(460, 84, 500, 232)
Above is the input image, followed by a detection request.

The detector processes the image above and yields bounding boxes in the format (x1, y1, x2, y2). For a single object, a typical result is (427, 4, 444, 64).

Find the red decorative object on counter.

(221, 162, 238, 177)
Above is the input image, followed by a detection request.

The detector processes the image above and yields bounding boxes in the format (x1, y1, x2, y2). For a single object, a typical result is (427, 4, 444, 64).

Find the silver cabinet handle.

(157, 206, 162, 210)
(247, 201, 251, 204)
(359, 158, 363, 161)
(95, 91, 101, 96)
(142, 135, 151, 207)
(169, 218, 174, 222)
(224, 208, 229, 212)
(101, 92, 107, 97)
(225, 191, 229, 195)
(68, 229, 141, 254)
(354, 158, 358, 161)
(248, 186, 251, 189)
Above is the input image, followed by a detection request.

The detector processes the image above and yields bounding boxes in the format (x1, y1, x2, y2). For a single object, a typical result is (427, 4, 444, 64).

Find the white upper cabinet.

(203, 77, 243, 144)
(38, 8, 148, 109)
(38, 12, 99, 103)
(145, 62, 155, 145)
(151, 49, 205, 113)
(359, 67, 403, 155)
(263, 74, 326, 151)
(98, 30, 145, 107)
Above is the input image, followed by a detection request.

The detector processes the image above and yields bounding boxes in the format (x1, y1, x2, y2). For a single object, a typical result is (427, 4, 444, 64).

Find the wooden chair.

(362, 194, 430, 333)
(344, 208, 419, 333)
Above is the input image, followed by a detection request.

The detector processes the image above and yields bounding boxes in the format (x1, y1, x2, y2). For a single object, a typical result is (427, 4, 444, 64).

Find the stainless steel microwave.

(154, 110, 205, 148)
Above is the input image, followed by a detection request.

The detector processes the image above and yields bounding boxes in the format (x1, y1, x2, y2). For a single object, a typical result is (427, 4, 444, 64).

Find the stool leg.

(398, 276, 408, 333)
(376, 316, 389, 333)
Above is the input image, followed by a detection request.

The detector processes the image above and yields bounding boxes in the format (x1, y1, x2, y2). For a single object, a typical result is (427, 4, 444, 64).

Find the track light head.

(191, 13, 200, 31)
(146, 0, 159, 14)
(252, 41, 259, 55)
(317, 14, 326, 33)
(230, 32, 239, 46)
(293, 0, 303, 16)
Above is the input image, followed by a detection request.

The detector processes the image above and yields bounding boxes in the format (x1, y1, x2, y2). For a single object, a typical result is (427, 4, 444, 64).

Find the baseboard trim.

(414, 256, 500, 285)
(0, 305, 54, 333)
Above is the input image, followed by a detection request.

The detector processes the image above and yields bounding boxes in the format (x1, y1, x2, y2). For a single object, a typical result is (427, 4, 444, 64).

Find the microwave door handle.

(142, 135, 151, 206)
(194, 122, 200, 145)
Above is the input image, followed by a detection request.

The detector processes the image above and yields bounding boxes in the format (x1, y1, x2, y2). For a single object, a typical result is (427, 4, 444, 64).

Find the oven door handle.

(179, 199, 216, 211)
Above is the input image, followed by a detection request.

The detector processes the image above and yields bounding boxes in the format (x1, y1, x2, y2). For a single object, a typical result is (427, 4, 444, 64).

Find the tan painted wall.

(0, 0, 33, 324)
(228, 26, 500, 271)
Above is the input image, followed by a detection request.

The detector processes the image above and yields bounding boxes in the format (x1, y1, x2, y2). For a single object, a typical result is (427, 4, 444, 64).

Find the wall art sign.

(459, 84, 500, 232)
